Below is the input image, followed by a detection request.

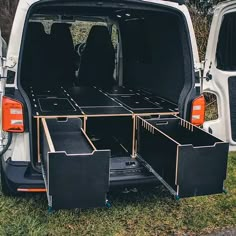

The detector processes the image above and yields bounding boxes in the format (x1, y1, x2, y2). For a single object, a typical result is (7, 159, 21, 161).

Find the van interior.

(19, 5, 192, 165)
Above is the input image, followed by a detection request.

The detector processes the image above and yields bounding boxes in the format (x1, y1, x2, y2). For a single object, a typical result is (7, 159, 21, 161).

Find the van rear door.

(0, 29, 7, 88)
(203, 0, 236, 150)
(0, 29, 4, 78)
(0, 28, 8, 103)
(0, 29, 7, 150)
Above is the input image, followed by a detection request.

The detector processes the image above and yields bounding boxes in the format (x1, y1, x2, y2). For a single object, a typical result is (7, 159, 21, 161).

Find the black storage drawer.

(40, 118, 110, 210)
(137, 116, 229, 198)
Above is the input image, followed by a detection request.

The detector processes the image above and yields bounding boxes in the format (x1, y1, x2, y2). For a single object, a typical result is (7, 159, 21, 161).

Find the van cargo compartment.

(136, 116, 229, 198)
(40, 118, 110, 210)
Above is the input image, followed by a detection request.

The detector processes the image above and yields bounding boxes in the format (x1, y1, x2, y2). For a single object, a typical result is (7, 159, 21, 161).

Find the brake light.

(2, 96, 24, 133)
(191, 95, 206, 126)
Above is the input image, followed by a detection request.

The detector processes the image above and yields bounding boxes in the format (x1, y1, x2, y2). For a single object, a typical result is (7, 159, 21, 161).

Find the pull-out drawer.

(137, 116, 229, 198)
(41, 118, 110, 210)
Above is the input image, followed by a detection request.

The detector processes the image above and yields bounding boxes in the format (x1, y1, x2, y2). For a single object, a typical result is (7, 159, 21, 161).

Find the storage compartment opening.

(44, 118, 96, 155)
(86, 116, 133, 157)
(137, 116, 229, 198)
(142, 117, 223, 147)
(137, 116, 179, 191)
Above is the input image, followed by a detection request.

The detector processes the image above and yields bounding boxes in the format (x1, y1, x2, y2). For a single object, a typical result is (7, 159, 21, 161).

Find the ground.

(0, 153, 235, 236)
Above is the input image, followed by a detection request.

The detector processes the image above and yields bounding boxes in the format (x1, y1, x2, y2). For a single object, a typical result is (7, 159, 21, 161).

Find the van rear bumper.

(1, 159, 45, 193)
(1, 158, 158, 193)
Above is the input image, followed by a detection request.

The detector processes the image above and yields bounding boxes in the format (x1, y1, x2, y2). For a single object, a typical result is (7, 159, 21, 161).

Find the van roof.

(37, 0, 185, 5)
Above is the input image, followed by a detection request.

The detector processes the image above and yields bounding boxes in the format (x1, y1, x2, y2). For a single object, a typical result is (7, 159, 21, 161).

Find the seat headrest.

(27, 22, 46, 39)
(86, 25, 112, 47)
(51, 23, 72, 36)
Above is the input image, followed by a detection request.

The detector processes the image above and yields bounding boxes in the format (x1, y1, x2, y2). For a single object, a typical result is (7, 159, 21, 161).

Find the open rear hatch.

(18, 1, 229, 210)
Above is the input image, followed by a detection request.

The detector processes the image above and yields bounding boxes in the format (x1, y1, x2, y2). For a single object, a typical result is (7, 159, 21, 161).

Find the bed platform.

(28, 85, 179, 117)
(32, 86, 228, 210)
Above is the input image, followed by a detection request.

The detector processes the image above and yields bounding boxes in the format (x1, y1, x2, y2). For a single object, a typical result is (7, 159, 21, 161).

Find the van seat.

(50, 23, 76, 87)
(21, 22, 50, 88)
(78, 25, 115, 87)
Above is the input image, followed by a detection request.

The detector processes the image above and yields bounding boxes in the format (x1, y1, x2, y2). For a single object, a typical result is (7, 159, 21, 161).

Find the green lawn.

(0, 153, 235, 236)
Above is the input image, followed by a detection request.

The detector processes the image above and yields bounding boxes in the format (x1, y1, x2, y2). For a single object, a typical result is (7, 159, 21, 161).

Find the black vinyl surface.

(29, 86, 83, 116)
(112, 95, 159, 110)
(29, 87, 65, 98)
(67, 87, 119, 107)
(228, 77, 236, 142)
(39, 98, 75, 112)
(29, 86, 178, 117)
(102, 86, 137, 95)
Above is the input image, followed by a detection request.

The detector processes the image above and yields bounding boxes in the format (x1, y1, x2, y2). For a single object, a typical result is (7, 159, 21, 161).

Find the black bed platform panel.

(28, 85, 178, 117)
(136, 116, 229, 198)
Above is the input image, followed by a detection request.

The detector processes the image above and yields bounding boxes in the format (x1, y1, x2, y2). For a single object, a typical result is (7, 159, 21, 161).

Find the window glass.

(111, 24, 119, 48)
(71, 21, 107, 46)
(216, 12, 236, 71)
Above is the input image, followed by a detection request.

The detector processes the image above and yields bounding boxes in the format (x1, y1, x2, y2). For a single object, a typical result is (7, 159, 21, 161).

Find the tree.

(187, 0, 226, 15)
(0, 0, 19, 42)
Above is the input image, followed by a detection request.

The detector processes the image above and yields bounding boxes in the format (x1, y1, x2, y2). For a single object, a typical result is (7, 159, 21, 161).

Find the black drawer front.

(49, 152, 110, 210)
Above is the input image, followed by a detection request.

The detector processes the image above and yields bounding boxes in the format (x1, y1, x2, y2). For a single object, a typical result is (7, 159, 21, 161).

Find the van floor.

(27, 85, 179, 117)
(88, 134, 129, 157)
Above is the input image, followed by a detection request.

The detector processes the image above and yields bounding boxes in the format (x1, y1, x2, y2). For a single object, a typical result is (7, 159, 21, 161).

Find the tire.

(0, 159, 17, 196)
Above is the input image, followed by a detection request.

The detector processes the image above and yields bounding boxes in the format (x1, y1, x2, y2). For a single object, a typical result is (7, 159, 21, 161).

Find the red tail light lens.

(2, 96, 24, 133)
(191, 95, 206, 126)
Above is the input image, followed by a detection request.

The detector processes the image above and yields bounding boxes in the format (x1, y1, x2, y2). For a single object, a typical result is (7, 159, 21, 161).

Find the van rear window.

(216, 12, 236, 71)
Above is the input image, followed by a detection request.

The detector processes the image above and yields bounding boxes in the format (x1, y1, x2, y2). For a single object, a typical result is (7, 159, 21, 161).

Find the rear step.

(39, 116, 229, 210)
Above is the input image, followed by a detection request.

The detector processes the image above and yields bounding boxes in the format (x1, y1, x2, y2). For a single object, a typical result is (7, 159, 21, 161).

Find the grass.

(0, 153, 235, 236)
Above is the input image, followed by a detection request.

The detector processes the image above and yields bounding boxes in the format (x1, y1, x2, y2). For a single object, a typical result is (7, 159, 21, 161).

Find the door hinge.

(206, 71, 212, 81)
(6, 56, 17, 68)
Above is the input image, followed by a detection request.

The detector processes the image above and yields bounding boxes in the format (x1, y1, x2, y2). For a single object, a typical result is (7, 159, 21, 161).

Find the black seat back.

(78, 25, 115, 87)
(50, 23, 75, 87)
(21, 22, 49, 88)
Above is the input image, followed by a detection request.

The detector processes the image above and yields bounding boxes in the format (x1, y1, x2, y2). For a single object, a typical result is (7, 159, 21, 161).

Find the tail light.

(2, 96, 24, 133)
(191, 95, 206, 126)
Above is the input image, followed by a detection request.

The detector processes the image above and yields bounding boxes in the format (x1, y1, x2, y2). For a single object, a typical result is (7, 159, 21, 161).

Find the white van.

(0, 0, 233, 210)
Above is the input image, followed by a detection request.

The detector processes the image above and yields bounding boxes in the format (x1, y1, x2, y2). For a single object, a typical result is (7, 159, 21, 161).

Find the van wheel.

(0, 160, 17, 196)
